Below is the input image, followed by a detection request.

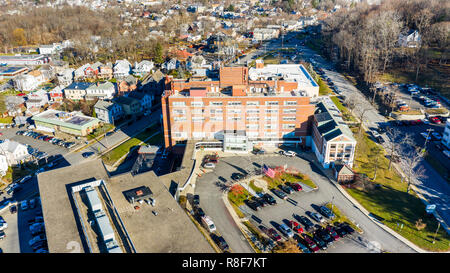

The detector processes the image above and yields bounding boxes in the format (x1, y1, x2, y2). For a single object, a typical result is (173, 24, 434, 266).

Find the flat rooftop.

(37, 159, 214, 253)
(33, 109, 97, 127)
(249, 64, 318, 88)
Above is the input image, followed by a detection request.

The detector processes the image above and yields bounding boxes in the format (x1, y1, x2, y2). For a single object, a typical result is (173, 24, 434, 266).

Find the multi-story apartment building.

(311, 97, 356, 168)
(161, 63, 319, 151)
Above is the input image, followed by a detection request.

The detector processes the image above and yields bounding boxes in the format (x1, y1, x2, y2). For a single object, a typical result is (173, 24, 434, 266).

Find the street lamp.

(422, 128, 434, 155)
(432, 222, 441, 244)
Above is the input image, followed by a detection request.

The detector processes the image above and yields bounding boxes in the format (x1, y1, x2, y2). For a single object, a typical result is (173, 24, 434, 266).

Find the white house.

(25, 90, 49, 109)
(253, 28, 279, 41)
(163, 58, 179, 71)
(0, 139, 30, 165)
(74, 63, 91, 80)
(113, 59, 132, 79)
(13, 70, 46, 91)
(85, 81, 116, 100)
(56, 68, 75, 87)
(398, 29, 421, 48)
(133, 60, 154, 77)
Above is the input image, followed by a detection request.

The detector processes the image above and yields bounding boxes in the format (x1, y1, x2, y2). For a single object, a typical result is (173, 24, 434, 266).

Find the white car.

(420, 132, 432, 140)
(371, 130, 381, 138)
(282, 150, 297, 157)
(203, 162, 216, 169)
(0, 217, 7, 231)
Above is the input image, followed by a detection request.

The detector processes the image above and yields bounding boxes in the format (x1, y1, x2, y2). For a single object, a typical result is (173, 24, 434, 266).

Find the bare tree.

(400, 149, 427, 193)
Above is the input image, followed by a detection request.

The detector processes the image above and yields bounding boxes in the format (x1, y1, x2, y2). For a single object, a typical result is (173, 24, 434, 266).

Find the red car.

(303, 235, 320, 252)
(43, 136, 53, 142)
(430, 117, 441, 124)
(291, 183, 303, 191)
(289, 220, 304, 233)
(268, 228, 282, 242)
(17, 93, 26, 96)
(0, 132, 3, 136)
(415, 119, 423, 125)
(326, 225, 340, 240)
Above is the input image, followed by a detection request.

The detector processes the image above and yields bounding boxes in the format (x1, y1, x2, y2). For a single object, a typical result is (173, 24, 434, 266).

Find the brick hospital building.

(161, 61, 322, 153)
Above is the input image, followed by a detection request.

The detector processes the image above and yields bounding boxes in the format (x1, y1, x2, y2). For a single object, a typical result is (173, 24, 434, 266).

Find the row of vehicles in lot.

(27, 205, 48, 253)
(16, 130, 76, 149)
(258, 205, 355, 253)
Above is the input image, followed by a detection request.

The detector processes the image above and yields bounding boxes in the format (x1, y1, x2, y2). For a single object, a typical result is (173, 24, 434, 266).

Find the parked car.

(268, 228, 282, 242)
(203, 162, 216, 169)
(231, 173, 245, 181)
(333, 222, 349, 237)
(289, 220, 304, 233)
(279, 224, 294, 238)
(19, 175, 32, 184)
(29, 234, 46, 246)
(287, 182, 302, 191)
(31, 240, 48, 251)
(262, 193, 276, 205)
(211, 234, 229, 252)
(9, 205, 17, 214)
(253, 149, 266, 155)
(21, 200, 28, 211)
(29, 198, 36, 209)
(194, 207, 205, 218)
(316, 229, 334, 244)
(297, 215, 314, 231)
(0, 217, 7, 231)
(431, 132, 442, 141)
(303, 235, 320, 252)
(271, 189, 288, 200)
(296, 241, 311, 253)
(82, 152, 95, 158)
(281, 150, 297, 157)
(429, 116, 441, 124)
(279, 184, 293, 194)
(319, 206, 335, 219)
(193, 195, 200, 206)
(326, 224, 340, 240)
(245, 199, 261, 211)
(307, 211, 325, 223)
(312, 234, 328, 250)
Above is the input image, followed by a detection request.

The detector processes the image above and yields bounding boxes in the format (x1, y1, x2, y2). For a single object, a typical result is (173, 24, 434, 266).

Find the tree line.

(320, 0, 449, 84)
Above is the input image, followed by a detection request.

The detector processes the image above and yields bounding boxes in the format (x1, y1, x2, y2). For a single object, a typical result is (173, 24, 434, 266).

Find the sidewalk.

(298, 151, 428, 253)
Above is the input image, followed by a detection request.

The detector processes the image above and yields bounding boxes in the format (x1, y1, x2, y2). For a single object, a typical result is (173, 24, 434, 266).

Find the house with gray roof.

(94, 100, 124, 124)
(311, 97, 356, 169)
(0, 139, 30, 165)
(85, 81, 116, 100)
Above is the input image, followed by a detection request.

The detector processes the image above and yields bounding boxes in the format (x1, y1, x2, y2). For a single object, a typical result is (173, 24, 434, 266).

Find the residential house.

(0, 139, 30, 165)
(128, 91, 154, 112)
(113, 59, 132, 79)
(56, 68, 75, 87)
(114, 96, 141, 117)
(64, 82, 92, 101)
(85, 61, 103, 78)
(98, 63, 113, 80)
(85, 81, 116, 100)
(139, 69, 165, 96)
(163, 58, 179, 72)
(38, 65, 56, 81)
(398, 29, 421, 48)
(94, 100, 124, 124)
(25, 90, 49, 109)
(133, 60, 154, 77)
(13, 70, 46, 91)
(252, 28, 279, 41)
(74, 63, 91, 80)
(5, 96, 25, 117)
(118, 75, 138, 96)
(48, 86, 64, 102)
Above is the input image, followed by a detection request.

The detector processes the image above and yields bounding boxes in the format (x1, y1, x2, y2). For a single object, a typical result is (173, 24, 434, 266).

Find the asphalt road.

(196, 154, 415, 253)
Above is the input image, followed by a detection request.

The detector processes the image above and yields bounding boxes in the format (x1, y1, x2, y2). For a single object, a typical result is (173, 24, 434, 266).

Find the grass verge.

(325, 203, 363, 233)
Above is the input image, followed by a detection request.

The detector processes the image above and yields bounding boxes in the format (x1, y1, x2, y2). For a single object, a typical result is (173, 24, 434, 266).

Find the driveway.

(196, 154, 415, 253)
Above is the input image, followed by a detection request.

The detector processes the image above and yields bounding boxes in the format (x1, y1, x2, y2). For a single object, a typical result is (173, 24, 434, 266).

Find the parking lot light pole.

(432, 221, 440, 244)
(422, 128, 434, 155)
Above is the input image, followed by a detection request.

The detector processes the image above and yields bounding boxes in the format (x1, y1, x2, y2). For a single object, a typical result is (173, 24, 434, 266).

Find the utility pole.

(432, 221, 440, 244)
(422, 128, 434, 155)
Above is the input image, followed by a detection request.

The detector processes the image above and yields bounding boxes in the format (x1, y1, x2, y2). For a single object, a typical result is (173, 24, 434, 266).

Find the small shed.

(333, 163, 355, 183)
(123, 186, 153, 204)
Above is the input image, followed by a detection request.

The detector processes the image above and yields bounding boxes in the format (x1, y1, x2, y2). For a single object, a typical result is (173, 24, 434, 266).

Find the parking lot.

(194, 153, 415, 253)
(0, 196, 46, 253)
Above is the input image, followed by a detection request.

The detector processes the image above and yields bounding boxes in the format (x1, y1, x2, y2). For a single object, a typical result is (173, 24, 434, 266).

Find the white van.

(201, 216, 216, 233)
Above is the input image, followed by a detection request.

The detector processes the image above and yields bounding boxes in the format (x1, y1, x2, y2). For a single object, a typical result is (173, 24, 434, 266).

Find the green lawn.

(0, 116, 13, 123)
(325, 203, 363, 233)
(0, 89, 24, 113)
(101, 125, 162, 165)
(86, 123, 115, 141)
(227, 185, 251, 207)
(249, 180, 263, 193)
(347, 128, 450, 251)
(263, 171, 317, 190)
